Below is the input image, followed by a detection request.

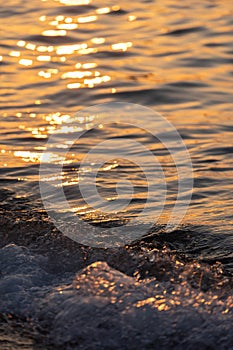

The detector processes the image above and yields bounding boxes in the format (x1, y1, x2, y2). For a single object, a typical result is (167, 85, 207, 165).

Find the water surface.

(0, 0, 233, 264)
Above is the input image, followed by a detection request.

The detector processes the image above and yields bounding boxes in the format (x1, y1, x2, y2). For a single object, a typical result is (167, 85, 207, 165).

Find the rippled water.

(1, 1, 233, 348)
(0, 0, 233, 260)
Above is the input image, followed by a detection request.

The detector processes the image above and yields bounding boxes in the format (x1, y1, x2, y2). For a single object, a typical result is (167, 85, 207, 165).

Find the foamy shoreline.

(0, 193, 232, 349)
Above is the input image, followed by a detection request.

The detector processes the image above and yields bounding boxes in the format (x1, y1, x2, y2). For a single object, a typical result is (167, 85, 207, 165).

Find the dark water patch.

(208, 166, 233, 172)
(205, 146, 233, 156)
(226, 50, 233, 56)
(198, 158, 220, 164)
(207, 30, 233, 38)
(0, 43, 13, 49)
(0, 92, 14, 97)
(0, 101, 51, 110)
(205, 42, 228, 47)
(163, 26, 205, 36)
(45, 88, 92, 107)
(218, 124, 233, 133)
(194, 177, 220, 187)
(0, 165, 39, 178)
(52, 4, 97, 15)
(169, 81, 209, 88)
(94, 50, 136, 59)
(24, 34, 80, 45)
(0, 135, 44, 144)
(112, 87, 198, 105)
(179, 57, 233, 67)
(18, 80, 58, 90)
(0, 61, 10, 66)
(153, 50, 188, 57)
(0, 9, 26, 18)
(108, 8, 128, 16)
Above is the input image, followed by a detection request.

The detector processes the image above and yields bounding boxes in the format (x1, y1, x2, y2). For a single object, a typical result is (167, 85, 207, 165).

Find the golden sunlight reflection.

(38, 68, 58, 78)
(7, 0, 137, 97)
(80, 63, 97, 69)
(91, 37, 105, 44)
(62, 71, 93, 79)
(67, 82, 81, 89)
(9, 51, 20, 57)
(112, 42, 133, 51)
(128, 15, 137, 22)
(14, 151, 41, 163)
(37, 46, 54, 52)
(84, 75, 111, 88)
(12, 110, 99, 146)
(13, 149, 77, 166)
(38, 71, 51, 78)
(42, 29, 67, 36)
(37, 55, 51, 62)
(19, 59, 33, 66)
(3, 0, 136, 170)
(56, 44, 87, 55)
(1, 0, 233, 237)
(25, 43, 36, 50)
(77, 15, 97, 24)
(17, 40, 26, 47)
(39, 15, 46, 21)
(66, 259, 233, 315)
(78, 47, 98, 55)
(96, 7, 111, 15)
(44, 113, 71, 124)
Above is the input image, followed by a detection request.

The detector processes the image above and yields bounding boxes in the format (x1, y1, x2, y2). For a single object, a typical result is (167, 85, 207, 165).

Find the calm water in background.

(0, 0, 233, 265)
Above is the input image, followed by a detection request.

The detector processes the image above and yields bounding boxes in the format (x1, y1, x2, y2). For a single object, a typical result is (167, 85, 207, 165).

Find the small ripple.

(163, 26, 205, 36)
(25, 34, 78, 45)
(52, 5, 97, 15)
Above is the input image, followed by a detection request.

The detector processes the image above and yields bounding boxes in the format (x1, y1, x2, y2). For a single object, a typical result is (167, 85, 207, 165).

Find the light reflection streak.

(96, 7, 111, 15)
(42, 29, 67, 36)
(38, 71, 52, 78)
(37, 55, 51, 62)
(112, 42, 133, 51)
(78, 47, 98, 55)
(19, 58, 33, 66)
(44, 113, 71, 124)
(26, 43, 36, 50)
(56, 43, 87, 55)
(37, 45, 54, 52)
(128, 15, 137, 22)
(9, 0, 135, 96)
(84, 75, 111, 88)
(77, 15, 97, 24)
(91, 37, 105, 44)
(38, 69, 58, 79)
(39, 15, 46, 21)
(14, 151, 42, 163)
(62, 71, 92, 79)
(6, 0, 136, 167)
(9, 51, 20, 57)
(17, 40, 26, 47)
(67, 82, 81, 89)
(80, 62, 97, 69)
(65, 17, 73, 24)
(49, 20, 59, 26)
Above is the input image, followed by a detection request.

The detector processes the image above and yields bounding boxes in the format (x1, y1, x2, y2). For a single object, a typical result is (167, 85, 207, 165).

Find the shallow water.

(0, 1, 233, 347)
